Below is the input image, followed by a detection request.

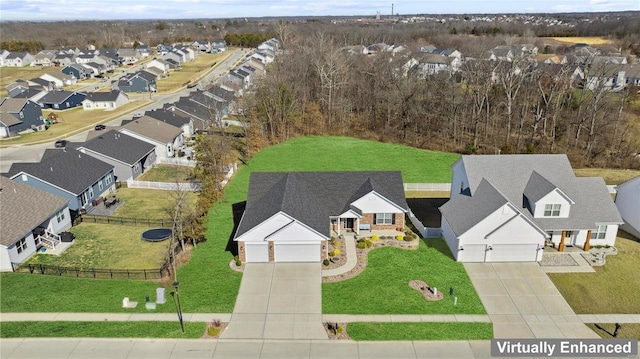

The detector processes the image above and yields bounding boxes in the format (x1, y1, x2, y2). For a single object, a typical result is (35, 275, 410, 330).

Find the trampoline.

(141, 228, 172, 242)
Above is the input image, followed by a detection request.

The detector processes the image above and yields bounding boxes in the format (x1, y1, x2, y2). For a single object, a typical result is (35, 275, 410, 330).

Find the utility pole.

(391, 3, 394, 19)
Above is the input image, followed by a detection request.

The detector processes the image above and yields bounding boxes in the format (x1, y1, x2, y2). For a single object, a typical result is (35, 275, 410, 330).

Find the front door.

(565, 231, 574, 246)
(344, 218, 354, 231)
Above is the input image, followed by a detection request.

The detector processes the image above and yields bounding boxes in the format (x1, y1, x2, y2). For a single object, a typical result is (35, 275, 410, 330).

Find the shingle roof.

(6, 149, 114, 196)
(0, 176, 69, 246)
(143, 110, 191, 128)
(83, 90, 126, 103)
(0, 112, 21, 126)
(78, 130, 155, 166)
(0, 98, 27, 113)
(523, 170, 561, 205)
(121, 116, 182, 144)
(236, 171, 408, 239)
(39, 91, 81, 105)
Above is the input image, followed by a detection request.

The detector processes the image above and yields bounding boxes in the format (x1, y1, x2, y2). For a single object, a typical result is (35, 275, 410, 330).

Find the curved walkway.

(321, 236, 356, 277)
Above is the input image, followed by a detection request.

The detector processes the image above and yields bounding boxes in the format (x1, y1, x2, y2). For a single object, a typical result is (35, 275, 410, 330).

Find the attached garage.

(488, 244, 538, 262)
(245, 242, 269, 262)
(274, 242, 320, 262)
(459, 244, 487, 262)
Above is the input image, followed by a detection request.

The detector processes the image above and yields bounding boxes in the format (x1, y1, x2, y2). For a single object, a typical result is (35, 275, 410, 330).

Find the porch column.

(355, 218, 360, 235)
(584, 230, 592, 251)
(559, 231, 566, 252)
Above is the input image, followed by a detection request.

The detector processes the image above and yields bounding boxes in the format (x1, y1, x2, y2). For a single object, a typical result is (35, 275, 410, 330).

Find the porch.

(84, 196, 123, 216)
(547, 229, 593, 252)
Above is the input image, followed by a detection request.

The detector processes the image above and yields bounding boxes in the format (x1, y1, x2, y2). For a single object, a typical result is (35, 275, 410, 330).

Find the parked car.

(94, 124, 106, 131)
(54, 140, 68, 148)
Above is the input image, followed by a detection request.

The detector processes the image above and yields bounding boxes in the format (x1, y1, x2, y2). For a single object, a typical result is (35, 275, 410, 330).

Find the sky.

(0, 0, 638, 21)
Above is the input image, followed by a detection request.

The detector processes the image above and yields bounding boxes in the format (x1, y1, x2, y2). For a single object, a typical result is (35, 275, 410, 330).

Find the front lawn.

(548, 232, 640, 314)
(323, 238, 485, 314)
(347, 322, 493, 341)
(0, 322, 205, 339)
(24, 223, 169, 269)
(586, 323, 640, 341)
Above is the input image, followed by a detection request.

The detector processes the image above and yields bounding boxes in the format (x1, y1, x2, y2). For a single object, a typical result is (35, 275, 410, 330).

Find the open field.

(111, 187, 197, 219)
(0, 322, 205, 339)
(548, 231, 640, 315)
(0, 67, 60, 97)
(156, 53, 227, 93)
(347, 322, 493, 341)
(574, 168, 640, 185)
(24, 223, 169, 269)
(0, 100, 152, 146)
(545, 36, 612, 45)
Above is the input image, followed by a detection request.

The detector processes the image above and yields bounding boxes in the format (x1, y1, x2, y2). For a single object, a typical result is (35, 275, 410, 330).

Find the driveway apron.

(221, 263, 328, 340)
(464, 262, 600, 339)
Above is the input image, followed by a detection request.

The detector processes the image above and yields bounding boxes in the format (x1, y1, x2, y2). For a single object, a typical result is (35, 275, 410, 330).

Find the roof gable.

(78, 130, 155, 166)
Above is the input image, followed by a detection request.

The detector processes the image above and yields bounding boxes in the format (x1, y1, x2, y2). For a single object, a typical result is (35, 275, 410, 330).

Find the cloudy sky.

(0, 0, 637, 21)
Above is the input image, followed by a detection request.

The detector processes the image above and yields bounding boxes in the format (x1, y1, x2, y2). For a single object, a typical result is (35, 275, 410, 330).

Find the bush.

(234, 256, 242, 266)
(371, 234, 379, 242)
(356, 239, 373, 249)
(404, 235, 413, 241)
(329, 251, 335, 257)
(207, 327, 220, 337)
(323, 259, 330, 266)
(396, 234, 404, 241)
(333, 249, 340, 255)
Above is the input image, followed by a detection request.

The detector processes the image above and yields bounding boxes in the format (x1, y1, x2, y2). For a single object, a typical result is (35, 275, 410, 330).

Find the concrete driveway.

(221, 263, 327, 340)
(464, 262, 599, 339)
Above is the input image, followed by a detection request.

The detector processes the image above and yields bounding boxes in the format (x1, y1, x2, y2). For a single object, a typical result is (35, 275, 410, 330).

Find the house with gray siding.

(77, 130, 155, 181)
(115, 72, 156, 93)
(0, 98, 45, 138)
(38, 91, 86, 110)
(6, 148, 115, 212)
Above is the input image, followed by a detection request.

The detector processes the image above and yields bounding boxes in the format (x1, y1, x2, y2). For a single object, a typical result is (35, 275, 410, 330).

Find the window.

(88, 187, 94, 199)
(134, 163, 140, 172)
(105, 174, 113, 185)
(544, 204, 561, 217)
(591, 225, 607, 240)
(98, 181, 103, 191)
(375, 213, 394, 225)
(56, 209, 65, 223)
(16, 238, 27, 254)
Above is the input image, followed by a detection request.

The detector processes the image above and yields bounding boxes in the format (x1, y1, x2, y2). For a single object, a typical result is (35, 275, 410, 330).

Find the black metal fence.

(17, 263, 169, 280)
(79, 215, 172, 227)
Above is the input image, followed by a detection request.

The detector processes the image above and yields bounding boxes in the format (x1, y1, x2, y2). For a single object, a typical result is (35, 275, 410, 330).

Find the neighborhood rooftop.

(78, 130, 156, 166)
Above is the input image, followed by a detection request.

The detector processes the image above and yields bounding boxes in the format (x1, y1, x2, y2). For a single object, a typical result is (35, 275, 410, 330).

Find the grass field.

(0, 100, 152, 146)
(24, 223, 169, 269)
(574, 168, 640, 185)
(548, 232, 640, 315)
(138, 165, 194, 182)
(0, 136, 458, 318)
(156, 53, 227, 93)
(322, 238, 485, 314)
(0, 67, 59, 97)
(586, 323, 640, 341)
(347, 322, 493, 341)
(0, 322, 205, 339)
(111, 187, 197, 219)
(548, 37, 612, 45)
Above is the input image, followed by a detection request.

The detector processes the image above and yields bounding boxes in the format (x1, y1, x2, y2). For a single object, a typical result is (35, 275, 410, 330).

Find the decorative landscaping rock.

(581, 246, 617, 266)
(409, 280, 445, 301)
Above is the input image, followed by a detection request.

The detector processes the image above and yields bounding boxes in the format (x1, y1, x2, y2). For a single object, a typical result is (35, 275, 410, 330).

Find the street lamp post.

(171, 281, 185, 333)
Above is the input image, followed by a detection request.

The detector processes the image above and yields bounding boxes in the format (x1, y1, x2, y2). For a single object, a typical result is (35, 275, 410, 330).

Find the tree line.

(0, 40, 45, 53)
(240, 28, 639, 169)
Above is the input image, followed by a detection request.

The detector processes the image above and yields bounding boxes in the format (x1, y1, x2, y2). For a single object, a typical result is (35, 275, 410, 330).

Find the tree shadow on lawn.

(224, 201, 246, 257)
(406, 198, 448, 228)
(422, 237, 456, 262)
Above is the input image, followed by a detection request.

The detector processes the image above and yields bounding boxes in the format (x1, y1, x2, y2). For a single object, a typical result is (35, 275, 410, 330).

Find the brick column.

(268, 241, 275, 261)
(238, 241, 246, 262)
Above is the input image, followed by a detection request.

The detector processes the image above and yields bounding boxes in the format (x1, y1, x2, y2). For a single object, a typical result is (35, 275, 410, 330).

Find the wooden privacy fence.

(17, 264, 169, 280)
(79, 215, 172, 227)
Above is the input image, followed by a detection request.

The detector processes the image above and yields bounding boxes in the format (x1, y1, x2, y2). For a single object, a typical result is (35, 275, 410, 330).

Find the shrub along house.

(0, 176, 72, 272)
(439, 154, 623, 262)
(234, 171, 408, 263)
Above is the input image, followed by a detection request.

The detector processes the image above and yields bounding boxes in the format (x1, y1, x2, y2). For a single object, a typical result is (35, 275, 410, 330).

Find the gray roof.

(236, 171, 408, 239)
(0, 176, 69, 246)
(441, 155, 622, 234)
(39, 91, 82, 105)
(6, 149, 114, 196)
(83, 90, 126, 103)
(121, 116, 182, 143)
(0, 98, 27, 113)
(143, 110, 191, 128)
(78, 130, 155, 166)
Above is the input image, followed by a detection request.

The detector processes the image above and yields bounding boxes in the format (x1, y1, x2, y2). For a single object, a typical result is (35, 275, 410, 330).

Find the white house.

(82, 90, 129, 110)
(40, 72, 77, 87)
(235, 171, 408, 263)
(615, 176, 640, 239)
(0, 176, 72, 272)
(119, 116, 184, 160)
(4, 52, 35, 67)
(146, 58, 171, 74)
(440, 154, 623, 262)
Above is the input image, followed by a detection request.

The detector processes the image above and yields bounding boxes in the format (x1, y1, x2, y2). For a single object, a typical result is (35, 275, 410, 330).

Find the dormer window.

(544, 204, 561, 217)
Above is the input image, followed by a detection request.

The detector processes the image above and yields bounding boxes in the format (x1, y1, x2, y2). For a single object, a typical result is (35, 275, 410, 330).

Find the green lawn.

(138, 165, 194, 182)
(0, 136, 458, 317)
(548, 232, 640, 314)
(0, 322, 205, 339)
(347, 322, 493, 341)
(574, 168, 640, 185)
(24, 223, 169, 269)
(323, 238, 485, 314)
(112, 187, 197, 219)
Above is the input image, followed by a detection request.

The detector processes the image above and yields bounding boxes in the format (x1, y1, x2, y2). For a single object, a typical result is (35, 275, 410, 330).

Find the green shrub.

(329, 251, 335, 257)
(323, 259, 330, 266)
(336, 326, 343, 334)
(356, 241, 367, 249)
(356, 239, 373, 249)
(207, 327, 220, 337)
(404, 235, 413, 241)
(371, 234, 379, 241)
(396, 234, 404, 241)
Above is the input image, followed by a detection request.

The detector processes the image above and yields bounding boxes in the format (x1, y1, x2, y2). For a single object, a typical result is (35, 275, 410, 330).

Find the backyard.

(137, 165, 194, 183)
(155, 52, 228, 93)
(111, 187, 197, 219)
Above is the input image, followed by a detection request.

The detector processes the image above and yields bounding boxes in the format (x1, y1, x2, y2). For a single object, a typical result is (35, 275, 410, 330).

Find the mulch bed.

(324, 322, 351, 340)
(201, 321, 228, 339)
(409, 280, 445, 301)
(323, 236, 348, 270)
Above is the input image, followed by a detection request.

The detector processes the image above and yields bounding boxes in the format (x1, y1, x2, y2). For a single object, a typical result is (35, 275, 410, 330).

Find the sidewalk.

(321, 236, 356, 277)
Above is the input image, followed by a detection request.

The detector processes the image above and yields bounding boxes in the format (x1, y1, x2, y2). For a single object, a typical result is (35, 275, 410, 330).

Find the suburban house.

(439, 154, 623, 262)
(82, 90, 129, 110)
(192, 40, 210, 52)
(146, 58, 171, 74)
(235, 171, 408, 263)
(135, 44, 152, 58)
(143, 109, 195, 137)
(77, 130, 156, 181)
(211, 40, 227, 53)
(156, 44, 173, 55)
(0, 98, 45, 138)
(118, 48, 140, 64)
(61, 64, 91, 80)
(0, 177, 72, 272)
(114, 72, 156, 93)
(5, 80, 31, 97)
(82, 62, 107, 77)
(38, 90, 86, 110)
(4, 52, 35, 67)
(615, 176, 640, 239)
(0, 50, 9, 66)
(32, 52, 56, 67)
(6, 149, 116, 212)
(53, 53, 75, 67)
(39, 72, 77, 87)
(164, 97, 215, 131)
(119, 116, 184, 160)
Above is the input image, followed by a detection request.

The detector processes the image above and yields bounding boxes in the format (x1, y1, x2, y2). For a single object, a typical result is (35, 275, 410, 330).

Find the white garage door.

(245, 243, 269, 262)
(460, 244, 487, 262)
(274, 243, 320, 262)
(489, 244, 538, 262)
